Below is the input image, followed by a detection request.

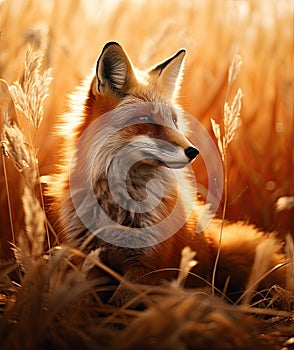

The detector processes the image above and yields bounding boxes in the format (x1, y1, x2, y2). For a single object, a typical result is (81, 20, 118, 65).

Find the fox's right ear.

(150, 49, 186, 99)
(93, 42, 135, 95)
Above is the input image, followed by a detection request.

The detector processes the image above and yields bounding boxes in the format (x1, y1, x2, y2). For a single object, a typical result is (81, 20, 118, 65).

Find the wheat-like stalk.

(223, 88, 243, 151)
(1, 123, 32, 172)
(1, 44, 52, 264)
(211, 55, 243, 295)
(9, 44, 52, 129)
(211, 86, 243, 162)
(172, 246, 197, 288)
(0, 79, 18, 125)
(20, 185, 46, 256)
(211, 118, 224, 162)
(211, 54, 243, 159)
(0, 79, 20, 244)
(2, 122, 46, 263)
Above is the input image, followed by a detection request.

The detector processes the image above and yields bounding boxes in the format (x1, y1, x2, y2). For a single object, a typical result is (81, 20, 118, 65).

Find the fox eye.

(138, 115, 151, 123)
(173, 117, 178, 126)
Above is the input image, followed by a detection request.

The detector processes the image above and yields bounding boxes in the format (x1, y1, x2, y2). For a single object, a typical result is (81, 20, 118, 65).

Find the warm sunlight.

(0, 1, 293, 349)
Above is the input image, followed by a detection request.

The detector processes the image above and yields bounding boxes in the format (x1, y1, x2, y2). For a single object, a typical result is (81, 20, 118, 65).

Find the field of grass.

(1, 0, 293, 241)
(0, 0, 293, 349)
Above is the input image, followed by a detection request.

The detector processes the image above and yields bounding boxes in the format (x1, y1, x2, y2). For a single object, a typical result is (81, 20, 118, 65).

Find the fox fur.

(50, 42, 285, 304)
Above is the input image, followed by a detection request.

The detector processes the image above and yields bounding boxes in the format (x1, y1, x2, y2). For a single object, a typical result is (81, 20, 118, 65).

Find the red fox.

(51, 42, 285, 303)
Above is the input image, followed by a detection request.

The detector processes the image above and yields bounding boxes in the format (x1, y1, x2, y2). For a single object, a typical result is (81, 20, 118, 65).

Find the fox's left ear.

(150, 49, 186, 99)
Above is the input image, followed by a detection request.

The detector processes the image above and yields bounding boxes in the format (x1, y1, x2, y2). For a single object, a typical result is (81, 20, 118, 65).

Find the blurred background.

(0, 0, 293, 258)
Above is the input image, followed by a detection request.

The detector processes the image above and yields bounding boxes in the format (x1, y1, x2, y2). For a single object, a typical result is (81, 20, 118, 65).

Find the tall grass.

(0, 0, 293, 349)
(1, 0, 293, 245)
(211, 54, 243, 295)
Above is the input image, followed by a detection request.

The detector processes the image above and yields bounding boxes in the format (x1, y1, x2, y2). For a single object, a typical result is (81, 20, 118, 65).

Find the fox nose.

(185, 146, 199, 161)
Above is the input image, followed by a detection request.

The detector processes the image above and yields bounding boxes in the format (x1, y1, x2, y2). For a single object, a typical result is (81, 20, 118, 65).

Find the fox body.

(52, 42, 285, 302)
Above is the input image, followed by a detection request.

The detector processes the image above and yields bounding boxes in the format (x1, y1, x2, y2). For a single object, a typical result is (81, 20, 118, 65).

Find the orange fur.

(49, 42, 285, 304)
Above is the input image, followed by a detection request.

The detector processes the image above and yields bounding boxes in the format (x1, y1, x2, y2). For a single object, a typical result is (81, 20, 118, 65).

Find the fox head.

(81, 42, 198, 173)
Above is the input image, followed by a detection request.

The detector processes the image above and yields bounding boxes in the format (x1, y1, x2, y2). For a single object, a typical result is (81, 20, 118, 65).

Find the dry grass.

(211, 55, 243, 294)
(0, 0, 293, 240)
(0, 0, 294, 349)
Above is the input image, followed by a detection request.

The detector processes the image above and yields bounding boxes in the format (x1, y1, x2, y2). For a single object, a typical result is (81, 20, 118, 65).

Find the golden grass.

(0, 0, 294, 348)
(210, 54, 244, 295)
(1, 0, 293, 240)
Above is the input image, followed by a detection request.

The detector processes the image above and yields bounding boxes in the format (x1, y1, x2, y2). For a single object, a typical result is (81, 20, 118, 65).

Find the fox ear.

(94, 42, 135, 95)
(150, 49, 186, 99)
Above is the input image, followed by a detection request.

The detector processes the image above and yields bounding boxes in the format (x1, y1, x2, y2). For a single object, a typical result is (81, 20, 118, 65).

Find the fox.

(50, 41, 286, 304)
